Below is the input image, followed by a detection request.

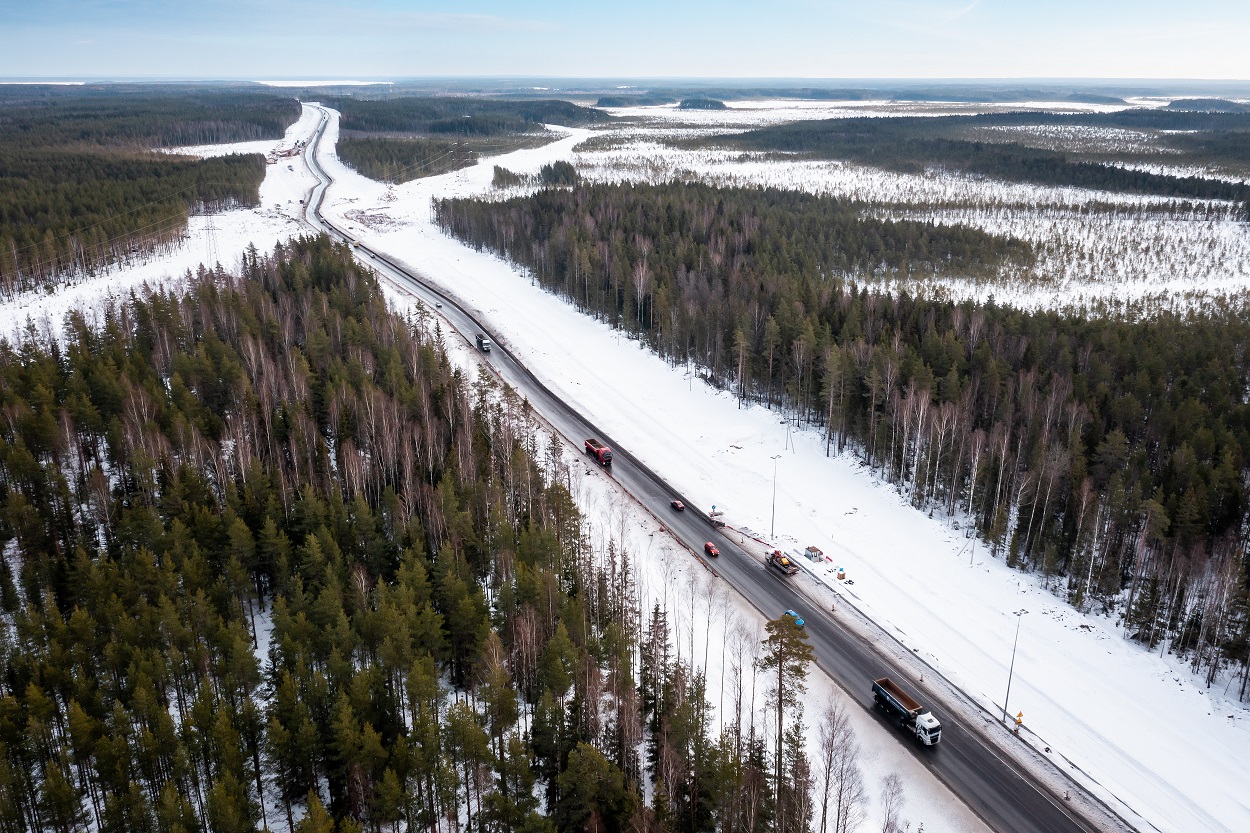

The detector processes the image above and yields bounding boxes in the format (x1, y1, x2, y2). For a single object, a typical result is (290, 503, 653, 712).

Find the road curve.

(299, 105, 1122, 833)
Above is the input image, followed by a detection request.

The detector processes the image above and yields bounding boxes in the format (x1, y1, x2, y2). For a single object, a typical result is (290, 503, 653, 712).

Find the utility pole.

(1002, 609, 1028, 724)
(770, 454, 782, 540)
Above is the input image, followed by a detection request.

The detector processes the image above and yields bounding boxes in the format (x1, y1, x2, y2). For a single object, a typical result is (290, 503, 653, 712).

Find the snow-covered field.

(312, 105, 1250, 833)
(571, 143, 1250, 312)
(0, 104, 323, 343)
(602, 97, 1148, 134)
(6, 97, 1250, 833)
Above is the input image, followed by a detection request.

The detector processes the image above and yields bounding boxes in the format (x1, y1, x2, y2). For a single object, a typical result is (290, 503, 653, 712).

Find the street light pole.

(1002, 609, 1028, 724)
(770, 454, 782, 541)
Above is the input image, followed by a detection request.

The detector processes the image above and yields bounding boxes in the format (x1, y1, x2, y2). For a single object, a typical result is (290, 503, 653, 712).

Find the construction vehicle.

(585, 439, 613, 466)
(767, 549, 799, 576)
(872, 678, 942, 745)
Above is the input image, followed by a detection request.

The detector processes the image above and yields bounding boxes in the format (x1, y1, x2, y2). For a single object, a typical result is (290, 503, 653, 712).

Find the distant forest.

(327, 97, 607, 136)
(0, 235, 877, 833)
(713, 112, 1250, 207)
(594, 95, 676, 107)
(0, 90, 301, 297)
(438, 181, 1250, 697)
(678, 99, 727, 111)
(336, 137, 478, 184)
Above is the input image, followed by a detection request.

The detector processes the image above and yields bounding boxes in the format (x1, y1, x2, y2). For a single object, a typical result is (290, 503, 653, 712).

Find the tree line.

(326, 97, 606, 137)
(0, 235, 906, 833)
(712, 114, 1250, 209)
(436, 180, 1250, 698)
(0, 90, 301, 297)
(336, 137, 478, 184)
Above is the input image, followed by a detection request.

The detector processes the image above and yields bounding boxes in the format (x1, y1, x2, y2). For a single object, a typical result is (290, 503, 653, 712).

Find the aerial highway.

(299, 105, 1124, 833)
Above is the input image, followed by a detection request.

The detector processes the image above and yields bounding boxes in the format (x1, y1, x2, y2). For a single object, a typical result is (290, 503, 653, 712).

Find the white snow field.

(5, 96, 1249, 833)
(572, 144, 1250, 313)
(0, 103, 323, 343)
(311, 104, 1250, 833)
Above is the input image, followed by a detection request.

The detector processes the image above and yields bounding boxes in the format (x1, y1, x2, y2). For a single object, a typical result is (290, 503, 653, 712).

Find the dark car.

(784, 609, 805, 627)
(704, 542, 719, 557)
(671, 499, 685, 511)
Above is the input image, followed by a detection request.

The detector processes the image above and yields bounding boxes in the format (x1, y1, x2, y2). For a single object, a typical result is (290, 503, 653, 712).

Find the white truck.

(872, 677, 941, 745)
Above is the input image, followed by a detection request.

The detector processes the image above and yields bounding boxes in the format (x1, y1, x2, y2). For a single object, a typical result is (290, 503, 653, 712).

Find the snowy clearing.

(6, 95, 1248, 833)
(313, 104, 1250, 833)
(380, 289, 993, 833)
(0, 103, 324, 343)
(570, 134, 1250, 312)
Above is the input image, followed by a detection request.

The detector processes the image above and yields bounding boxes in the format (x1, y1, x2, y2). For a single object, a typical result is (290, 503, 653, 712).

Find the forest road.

(300, 105, 1120, 833)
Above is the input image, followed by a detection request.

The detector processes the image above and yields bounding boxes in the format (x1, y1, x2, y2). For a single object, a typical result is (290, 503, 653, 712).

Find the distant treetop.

(1166, 98, 1250, 113)
(678, 97, 728, 111)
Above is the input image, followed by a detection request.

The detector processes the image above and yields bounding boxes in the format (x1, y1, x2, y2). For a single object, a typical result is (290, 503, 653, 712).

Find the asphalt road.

(300, 106, 1115, 833)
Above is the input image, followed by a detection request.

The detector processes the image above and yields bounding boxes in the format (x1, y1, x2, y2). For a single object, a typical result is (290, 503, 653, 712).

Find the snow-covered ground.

(6, 96, 1249, 833)
(571, 98, 1250, 312)
(571, 143, 1250, 313)
(379, 290, 991, 833)
(313, 106, 1250, 833)
(602, 97, 1148, 134)
(0, 103, 323, 343)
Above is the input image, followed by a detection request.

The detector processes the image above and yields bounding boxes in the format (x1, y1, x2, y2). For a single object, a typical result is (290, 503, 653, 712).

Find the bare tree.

(815, 701, 849, 833)
(814, 702, 867, 833)
(879, 773, 907, 833)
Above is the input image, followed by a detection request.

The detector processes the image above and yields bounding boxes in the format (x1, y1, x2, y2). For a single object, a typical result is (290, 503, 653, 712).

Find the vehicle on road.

(670, 499, 685, 511)
(435, 301, 443, 308)
(872, 677, 942, 745)
(585, 438, 613, 466)
(475, 334, 492, 353)
(704, 542, 720, 557)
(784, 609, 805, 627)
(767, 549, 799, 576)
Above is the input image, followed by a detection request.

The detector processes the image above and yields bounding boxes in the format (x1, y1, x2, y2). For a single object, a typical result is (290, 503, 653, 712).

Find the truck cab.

(585, 439, 613, 466)
(914, 711, 942, 745)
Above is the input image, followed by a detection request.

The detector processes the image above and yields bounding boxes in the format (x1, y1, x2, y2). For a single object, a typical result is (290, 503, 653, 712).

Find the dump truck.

(475, 334, 492, 353)
(872, 678, 941, 745)
(585, 439, 613, 466)
(767, 549, 799, 576)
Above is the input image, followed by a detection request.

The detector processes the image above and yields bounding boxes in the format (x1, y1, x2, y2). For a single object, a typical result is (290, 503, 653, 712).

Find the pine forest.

(436, 181, 1250, 695)
(0, 90, 301, 297)
(0, 236, 868, 833)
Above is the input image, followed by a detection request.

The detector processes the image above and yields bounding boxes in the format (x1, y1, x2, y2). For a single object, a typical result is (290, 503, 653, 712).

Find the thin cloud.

(944, 0, 981, 23)
(399, 12, 557, 32)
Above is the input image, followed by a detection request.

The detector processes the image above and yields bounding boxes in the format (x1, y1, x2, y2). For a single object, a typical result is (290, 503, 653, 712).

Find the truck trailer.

(767, 549, 799, 576)
(872, 678, 941, 745)
(585, 439, 613, 466)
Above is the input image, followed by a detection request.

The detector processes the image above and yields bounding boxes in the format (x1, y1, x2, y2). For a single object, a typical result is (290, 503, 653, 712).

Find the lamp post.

(770, 454, 782, 540)
(1002, 609, 1028, 724)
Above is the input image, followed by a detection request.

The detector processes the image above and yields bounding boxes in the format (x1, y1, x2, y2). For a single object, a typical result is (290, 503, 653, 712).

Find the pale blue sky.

(0, 0, 1247, 79)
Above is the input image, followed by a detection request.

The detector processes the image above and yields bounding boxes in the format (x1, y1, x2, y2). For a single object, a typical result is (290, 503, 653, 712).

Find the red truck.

(585, 439, 613, 466)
